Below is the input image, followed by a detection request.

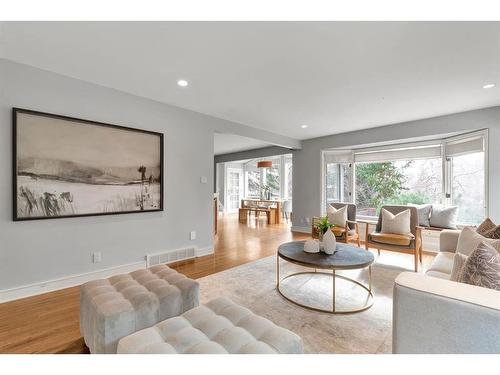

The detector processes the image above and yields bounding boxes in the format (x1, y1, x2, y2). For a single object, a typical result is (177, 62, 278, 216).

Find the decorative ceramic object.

(322, 229, 337, 255)
(304, 239, 320, 253)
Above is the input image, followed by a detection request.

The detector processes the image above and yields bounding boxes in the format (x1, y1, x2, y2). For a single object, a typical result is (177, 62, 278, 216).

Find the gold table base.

(276, 255, 374, 314)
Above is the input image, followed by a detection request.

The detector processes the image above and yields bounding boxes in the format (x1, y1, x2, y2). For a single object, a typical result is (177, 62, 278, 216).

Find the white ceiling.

(1, 22, 500, 141)
(214, 133, 270, 155)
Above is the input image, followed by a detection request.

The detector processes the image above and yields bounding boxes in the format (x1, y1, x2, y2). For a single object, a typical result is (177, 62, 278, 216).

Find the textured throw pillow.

(327, 205, 347, 227)
(429, 205, 458, 229)
(476, 218, 496, 234)
(483, 226, 500, 239)
(409, 204, 432, 227)
(476, 218, 500, 239)
(381, 208, 411, 235)
(450, 252, 468, 282)
(459, 242, 500, 290)
(456, 226, 500, 256)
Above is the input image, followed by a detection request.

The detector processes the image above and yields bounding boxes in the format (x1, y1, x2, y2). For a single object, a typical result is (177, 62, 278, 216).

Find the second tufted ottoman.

(117, 297, 303, 354)
(80, 264, 199, 353)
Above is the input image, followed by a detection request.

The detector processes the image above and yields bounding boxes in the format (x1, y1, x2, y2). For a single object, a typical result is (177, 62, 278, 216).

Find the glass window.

(325, 163, 351, 205)
(285, 159, 293, 199)
(450, 152, 485, 224)
(355, 158, 442, 216)
(246, 170, 260, 198)
(264, 164, 280, 200)
(324, 132, 486, 224)
(325, 163, 340, 204)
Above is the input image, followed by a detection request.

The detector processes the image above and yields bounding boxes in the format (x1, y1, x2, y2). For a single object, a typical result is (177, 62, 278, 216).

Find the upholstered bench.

(80, 264, 199, 353)
(117, 297, 303, 354)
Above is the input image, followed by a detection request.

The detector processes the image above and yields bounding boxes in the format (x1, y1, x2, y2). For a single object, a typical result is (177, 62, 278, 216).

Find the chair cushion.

(429, 205, 458, 229)
(117, 297, 303, 354)
(370, 232, 414, 246)
(409, 204, 432, 227)
(426, 251, 455, 276)
(327, 205, 347, 227)
(331, 227, 356, 239)
(381, 208, 411, 235)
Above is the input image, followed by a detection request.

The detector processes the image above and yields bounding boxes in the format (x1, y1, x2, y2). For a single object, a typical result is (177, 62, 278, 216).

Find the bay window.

(323, 130, 487, 225)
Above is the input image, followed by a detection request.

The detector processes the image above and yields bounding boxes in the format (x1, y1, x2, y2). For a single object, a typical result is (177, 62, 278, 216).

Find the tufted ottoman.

(80, 264, 199, 353)
(117, 297, 303, 354)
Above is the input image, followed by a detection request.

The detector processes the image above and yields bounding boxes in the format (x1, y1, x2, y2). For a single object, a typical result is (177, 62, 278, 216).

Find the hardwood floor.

(0, 214, 435, 354)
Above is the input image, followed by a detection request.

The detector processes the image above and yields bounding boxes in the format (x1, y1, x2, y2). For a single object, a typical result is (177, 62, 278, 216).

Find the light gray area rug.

(198, 255, 406, 354)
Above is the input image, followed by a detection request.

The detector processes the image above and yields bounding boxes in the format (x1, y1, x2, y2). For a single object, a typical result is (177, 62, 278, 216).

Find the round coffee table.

(276, 241, 375, 314)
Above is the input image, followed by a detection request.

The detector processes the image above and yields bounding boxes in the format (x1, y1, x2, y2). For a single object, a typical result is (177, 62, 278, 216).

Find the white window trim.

(321, 129, 489, 224)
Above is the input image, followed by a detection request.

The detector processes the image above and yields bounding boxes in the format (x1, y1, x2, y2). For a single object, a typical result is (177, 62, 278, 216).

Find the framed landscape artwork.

(12, 108, 164, 221)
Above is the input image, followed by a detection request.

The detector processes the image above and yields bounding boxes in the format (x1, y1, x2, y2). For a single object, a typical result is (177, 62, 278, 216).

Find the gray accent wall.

(0, 59, 290, 291)
(292, 106, 500, 230)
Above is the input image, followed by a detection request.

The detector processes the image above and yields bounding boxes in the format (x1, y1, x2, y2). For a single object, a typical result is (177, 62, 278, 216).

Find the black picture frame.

(13, 108, 164, 221)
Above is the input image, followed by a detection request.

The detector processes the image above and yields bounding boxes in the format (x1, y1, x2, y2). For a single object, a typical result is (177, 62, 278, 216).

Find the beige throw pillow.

(459, 242, 500, 291)
(327, 205, 347, 227)
(450, 253, 468, 282)
(456, 226, 500, 256)
(381, 208, 411, 235)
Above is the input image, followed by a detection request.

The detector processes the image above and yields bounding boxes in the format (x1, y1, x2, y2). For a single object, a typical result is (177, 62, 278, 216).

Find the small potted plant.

(314, 216, 333, 241)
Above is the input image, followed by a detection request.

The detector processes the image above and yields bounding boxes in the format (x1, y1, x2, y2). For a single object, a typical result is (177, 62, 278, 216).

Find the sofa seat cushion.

(117, 297, 303, 354)
(80, 264, 199, 354)
(426, 251, 455, 277)
(370, 232, 414, 246)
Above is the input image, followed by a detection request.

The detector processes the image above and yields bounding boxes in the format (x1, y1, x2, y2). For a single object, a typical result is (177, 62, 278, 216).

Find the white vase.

(322, 229, 337, 255)
(304, 239, 320, 253)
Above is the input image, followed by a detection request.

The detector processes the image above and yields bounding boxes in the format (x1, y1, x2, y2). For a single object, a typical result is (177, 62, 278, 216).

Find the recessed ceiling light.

(177, 79, 189, 87)
(301, 125, 308, 129)
(483, 83, 495, 89)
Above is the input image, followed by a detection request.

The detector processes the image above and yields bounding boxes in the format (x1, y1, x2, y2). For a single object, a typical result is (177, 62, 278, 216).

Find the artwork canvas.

(13, 108, 163, 220)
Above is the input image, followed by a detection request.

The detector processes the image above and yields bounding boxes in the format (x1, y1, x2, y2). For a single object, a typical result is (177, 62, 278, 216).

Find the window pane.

(286, 161, 293, 199)
(355, 158, 442, 216)
(265, 166, 280, 199)
(246, 170, 260, 198)
(325, 163, 340, 204)
(451, 152, 485, 224)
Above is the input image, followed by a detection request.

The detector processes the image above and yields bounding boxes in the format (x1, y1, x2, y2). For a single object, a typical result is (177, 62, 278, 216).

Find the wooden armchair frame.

(363, 205, 423, 272)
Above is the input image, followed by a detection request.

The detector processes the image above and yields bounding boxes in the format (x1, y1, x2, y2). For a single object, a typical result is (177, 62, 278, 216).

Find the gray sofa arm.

(393, 272, 500, 354)
(439, 229, 461, 253)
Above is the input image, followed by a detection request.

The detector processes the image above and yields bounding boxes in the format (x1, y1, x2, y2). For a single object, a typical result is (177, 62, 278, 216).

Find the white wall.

(0, 59, 258, 296)
(292, 106, 500, 232)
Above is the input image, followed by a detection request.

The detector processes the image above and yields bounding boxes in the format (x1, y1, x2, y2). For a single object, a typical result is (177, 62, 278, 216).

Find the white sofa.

(393, 230, 500, 354)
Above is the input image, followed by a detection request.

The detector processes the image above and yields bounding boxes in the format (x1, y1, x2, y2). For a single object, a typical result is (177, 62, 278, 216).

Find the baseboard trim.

(291, 226, 312, 234)
(1, 245, 217, 303)
(197, 246, 214, 257)
(0, 261, 146, 304)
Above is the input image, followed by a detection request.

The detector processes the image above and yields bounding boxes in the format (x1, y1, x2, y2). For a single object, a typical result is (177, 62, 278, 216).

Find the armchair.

(365, 205, 422, 272)
(312, 203, 360, 246)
